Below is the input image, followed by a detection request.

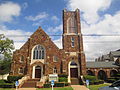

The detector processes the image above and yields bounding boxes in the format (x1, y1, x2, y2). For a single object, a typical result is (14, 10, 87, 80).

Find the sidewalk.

(71, 85, 89, 90)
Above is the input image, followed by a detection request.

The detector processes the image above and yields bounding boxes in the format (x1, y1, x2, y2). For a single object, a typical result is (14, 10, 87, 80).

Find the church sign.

(49, 74, 58, 82)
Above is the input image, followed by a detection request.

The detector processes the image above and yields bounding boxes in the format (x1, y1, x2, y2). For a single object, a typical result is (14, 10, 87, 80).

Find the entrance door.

(35, 66, 41, 78)
(70, 68, 78, 78)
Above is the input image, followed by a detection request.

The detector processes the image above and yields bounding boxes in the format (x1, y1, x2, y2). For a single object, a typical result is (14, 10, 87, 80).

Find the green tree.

(0, 34, 14, 60)
(0, 34, 14, 79)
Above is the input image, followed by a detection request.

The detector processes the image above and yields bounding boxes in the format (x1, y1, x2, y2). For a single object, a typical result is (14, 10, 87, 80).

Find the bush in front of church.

(7, 75, 23, 83)
(58, 74, 68, 82)
(83, 75, 104, 85)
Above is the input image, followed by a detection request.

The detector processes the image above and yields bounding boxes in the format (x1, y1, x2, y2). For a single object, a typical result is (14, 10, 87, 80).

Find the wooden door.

(35, 66, 41, 78)
(70, 68, 78, 78)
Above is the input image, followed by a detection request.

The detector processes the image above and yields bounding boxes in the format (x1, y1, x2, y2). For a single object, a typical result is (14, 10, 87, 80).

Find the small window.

(20, 56, 24, 62)
(71, 37, 74, 47)
(53, 56, 58, 62)
(19, 68, 24, 74)
(53, 67, 57, 74)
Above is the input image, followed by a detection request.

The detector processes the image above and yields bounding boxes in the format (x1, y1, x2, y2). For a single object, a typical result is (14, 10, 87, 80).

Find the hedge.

(43, 82, 70, 88)
(59, 77, 68, 82)
(58, 74, 68, 78)
(83, 75, 104, 85)
(7, 75, 23, 83)
(44, 83, 51, 88)
(84, 75, 97, 81)
(54, 82, 65, 87)
(0, 83, 15, 88)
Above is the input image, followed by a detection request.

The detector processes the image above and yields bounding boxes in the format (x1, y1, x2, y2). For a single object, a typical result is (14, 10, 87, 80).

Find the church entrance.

(70, 61, 78, 78)
(35, 66, 41, 78)
(70, 68, 78, 78)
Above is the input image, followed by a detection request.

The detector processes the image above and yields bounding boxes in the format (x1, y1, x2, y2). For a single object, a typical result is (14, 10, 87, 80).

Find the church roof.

(86, 61, 119, 68)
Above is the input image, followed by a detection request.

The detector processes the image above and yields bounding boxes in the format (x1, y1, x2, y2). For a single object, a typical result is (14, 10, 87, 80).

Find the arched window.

(67, 14, 77, 33)
(33, 45, 45, 59)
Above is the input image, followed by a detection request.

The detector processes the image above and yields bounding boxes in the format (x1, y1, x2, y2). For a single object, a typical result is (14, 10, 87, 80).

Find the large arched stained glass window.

(33, 45, 45, 59)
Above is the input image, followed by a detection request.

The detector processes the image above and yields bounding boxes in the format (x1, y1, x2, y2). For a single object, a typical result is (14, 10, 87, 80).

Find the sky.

(0, 0, 120, 61)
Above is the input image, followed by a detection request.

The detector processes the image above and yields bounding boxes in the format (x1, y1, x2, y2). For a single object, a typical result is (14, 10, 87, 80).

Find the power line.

(4, 34, 120, 37)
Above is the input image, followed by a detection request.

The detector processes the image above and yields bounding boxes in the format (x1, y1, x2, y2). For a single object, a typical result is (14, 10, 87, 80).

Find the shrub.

(44, 83, 51, 88)
(7, 75, 23, 83)
(106, 78, 116, 83)
(0, 80, 5, 83)
(64, 82, 70, 86)
(54, 82, 65, 87)
(0, 83, 15, 88)
(59, 77, 68, 82)
(84, 75, 97, 81)
(83, 75, 104, 85)
(58, 74, 68, 78)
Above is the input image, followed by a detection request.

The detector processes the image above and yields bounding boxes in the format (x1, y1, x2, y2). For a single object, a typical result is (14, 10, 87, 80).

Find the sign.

(49, 74, 58, 82)
(15, 81, 19, 86)
(51, 80, 54, 86)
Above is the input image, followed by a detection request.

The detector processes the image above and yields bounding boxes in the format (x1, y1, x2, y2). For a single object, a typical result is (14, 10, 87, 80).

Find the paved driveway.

(71, 85, 89, 90)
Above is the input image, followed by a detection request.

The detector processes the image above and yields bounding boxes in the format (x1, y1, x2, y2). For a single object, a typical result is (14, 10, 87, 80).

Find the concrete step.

(71, 78, 80, 85)
(21, 79, 40, 88)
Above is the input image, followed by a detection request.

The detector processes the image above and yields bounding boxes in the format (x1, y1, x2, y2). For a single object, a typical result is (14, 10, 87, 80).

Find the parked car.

(99, 80, 120, 90)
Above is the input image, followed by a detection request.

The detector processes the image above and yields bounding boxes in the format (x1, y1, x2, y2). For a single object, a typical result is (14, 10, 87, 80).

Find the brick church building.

(11, 9, 86, 83)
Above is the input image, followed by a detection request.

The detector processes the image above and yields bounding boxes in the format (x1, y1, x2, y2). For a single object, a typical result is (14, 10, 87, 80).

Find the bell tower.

(62, 9, 86, 75)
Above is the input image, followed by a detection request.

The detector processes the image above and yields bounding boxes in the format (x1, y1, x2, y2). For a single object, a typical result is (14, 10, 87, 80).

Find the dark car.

(99, 80, 120, 90)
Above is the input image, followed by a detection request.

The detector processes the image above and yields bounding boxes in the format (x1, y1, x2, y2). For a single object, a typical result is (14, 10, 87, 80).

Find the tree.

(0, 60, 11, 79)
(0, 34, 14, 79)
(0, 34, 14, 60)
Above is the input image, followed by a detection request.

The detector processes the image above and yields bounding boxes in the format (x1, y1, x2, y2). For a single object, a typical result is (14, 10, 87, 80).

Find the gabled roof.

(110, 50, 120, 57)
(86, 61, 119, 68)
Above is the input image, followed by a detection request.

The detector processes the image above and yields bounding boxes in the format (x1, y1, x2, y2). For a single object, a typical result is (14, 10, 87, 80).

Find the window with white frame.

(71, 37, 75, 47)
(53, 67, 57, 73)
(53, 56, 58, 62)
(19, 68, 24, 74)
(33, 45, 45, 59)
(20, 56, 24, 62)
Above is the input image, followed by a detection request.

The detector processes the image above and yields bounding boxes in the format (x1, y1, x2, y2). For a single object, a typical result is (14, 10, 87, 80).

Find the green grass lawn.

(0, 89, 14, 90)
(37, 87, 73, 90)
(89, 83, 111, 90)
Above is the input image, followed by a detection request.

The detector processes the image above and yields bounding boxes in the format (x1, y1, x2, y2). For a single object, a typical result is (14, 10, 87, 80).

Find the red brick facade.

(11, 9, 86, 82)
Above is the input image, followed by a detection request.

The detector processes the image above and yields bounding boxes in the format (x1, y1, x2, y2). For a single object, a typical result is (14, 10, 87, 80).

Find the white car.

(99, 80, 120, 90)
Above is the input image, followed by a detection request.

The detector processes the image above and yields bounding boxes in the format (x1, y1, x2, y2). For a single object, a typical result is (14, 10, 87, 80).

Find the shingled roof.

(86, 61, 119, 68)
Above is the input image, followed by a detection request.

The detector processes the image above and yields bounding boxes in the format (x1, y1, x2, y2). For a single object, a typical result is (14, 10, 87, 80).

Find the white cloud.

(25, 12, 48, 21)
(67, 0, 112, 24)
(0, 26, 32, 50)
(82, 11, 120, 61)
(47, 24, 63, 33)
(53, 38, 62, 49)
(0, 2, 21, 23)
(51, 16, 59, 24)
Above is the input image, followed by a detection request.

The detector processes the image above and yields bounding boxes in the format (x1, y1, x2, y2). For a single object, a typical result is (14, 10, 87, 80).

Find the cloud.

(25, 12, 48, 21)
(82, 11, 120, 61)
(51, 16, 59, 24)
(53, 38, 62, 49)
(0, 25, 32, 50)
(0, 2, 21, 23)
(47, 24, 63, 33)
(67, 0, 112, 24)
